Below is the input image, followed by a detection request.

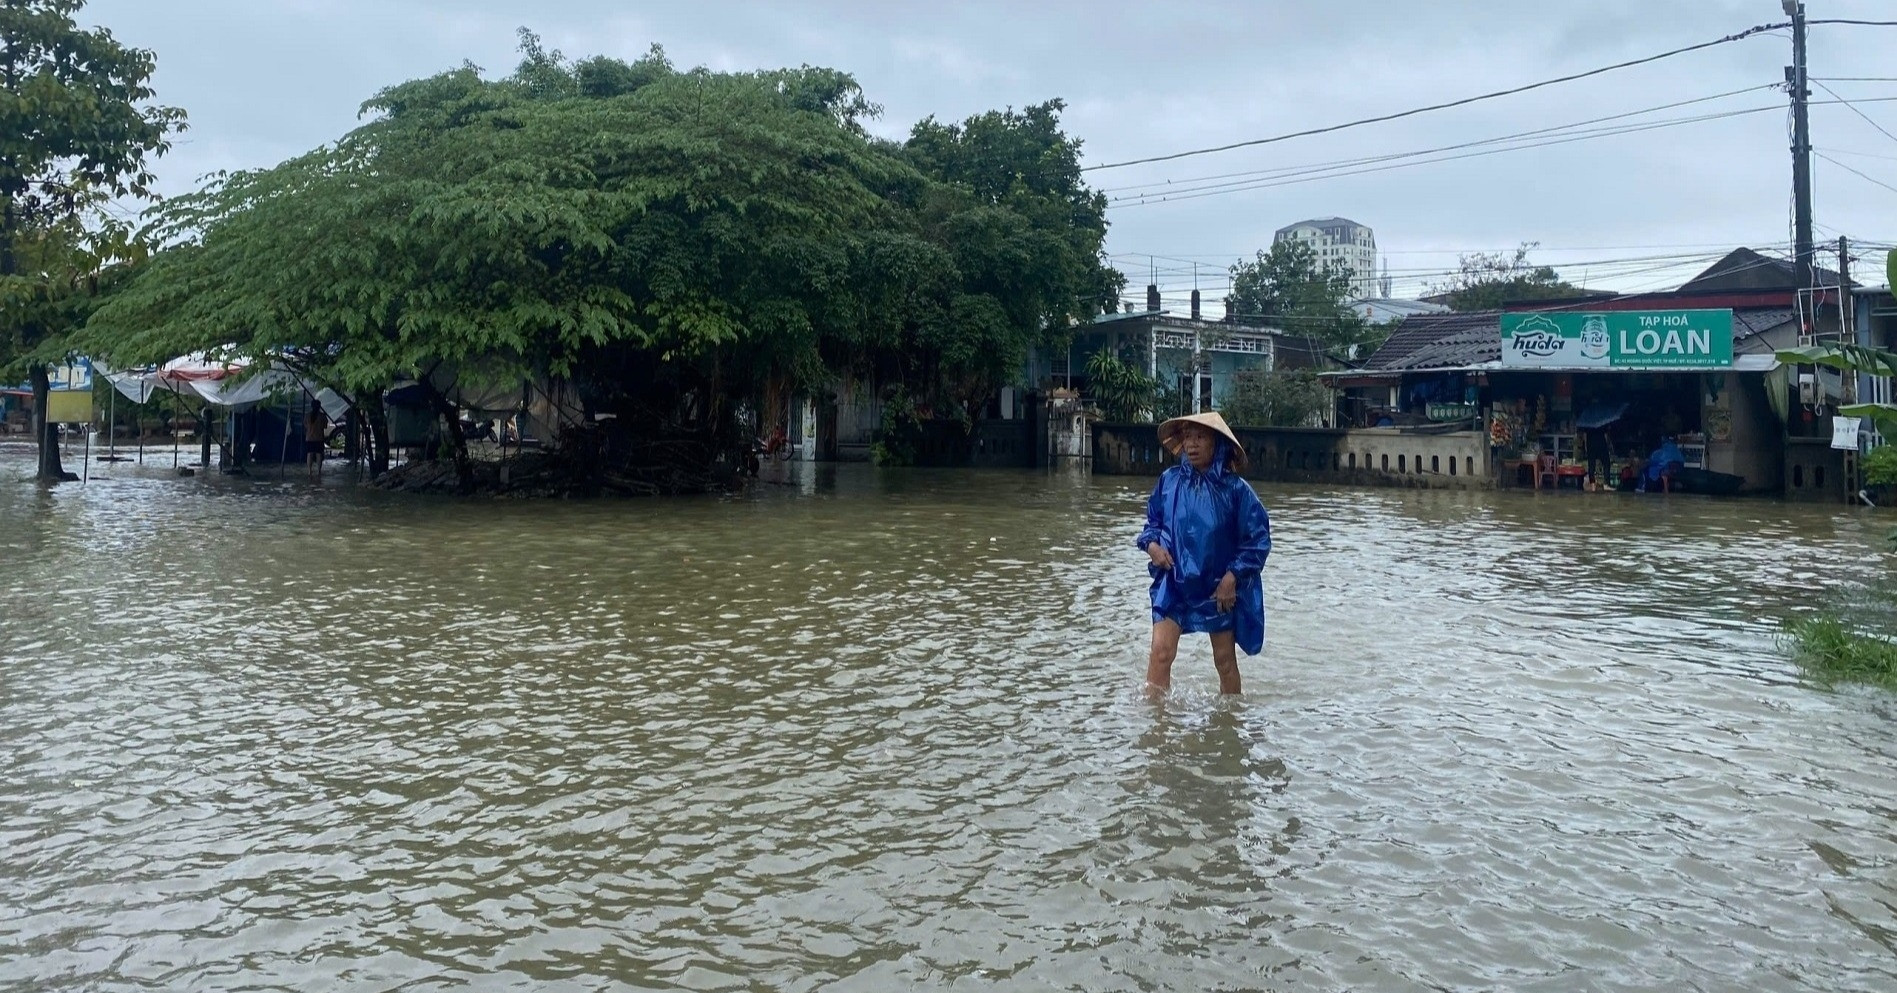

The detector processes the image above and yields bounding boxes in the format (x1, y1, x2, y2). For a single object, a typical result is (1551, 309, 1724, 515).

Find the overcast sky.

(77, 0, 1897, 308)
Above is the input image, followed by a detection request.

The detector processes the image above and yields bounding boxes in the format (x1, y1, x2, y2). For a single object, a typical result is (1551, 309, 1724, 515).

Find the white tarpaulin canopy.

(94, 353, 350, 418)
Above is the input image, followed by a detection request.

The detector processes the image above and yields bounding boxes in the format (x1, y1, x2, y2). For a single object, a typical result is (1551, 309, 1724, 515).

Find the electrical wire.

(1095, 85, 1779, 196)
(1100, 84, 1775, 199)
(1082, 20, 1791, 172)
(1813, 79, 1897, 147)
(1814, 146, 1897, 162)
(1108, 106, 1781, 207)
(1106, 96, 1897, 209)
(1817, 151, 1897, 196)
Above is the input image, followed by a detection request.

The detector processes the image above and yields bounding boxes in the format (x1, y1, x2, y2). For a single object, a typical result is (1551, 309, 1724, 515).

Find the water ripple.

(1, 453, 1894, 991)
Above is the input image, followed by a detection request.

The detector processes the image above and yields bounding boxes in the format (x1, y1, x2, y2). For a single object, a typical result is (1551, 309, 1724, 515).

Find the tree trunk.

(362, 392, 391, 478)
(198, 405, 212, 467)
(423, 380, 473, 493)
(29, 364, 73, 482)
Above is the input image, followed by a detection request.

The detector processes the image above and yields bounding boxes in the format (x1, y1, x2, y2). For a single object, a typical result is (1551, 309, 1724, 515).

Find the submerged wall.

(1093, 423, 1492, 490)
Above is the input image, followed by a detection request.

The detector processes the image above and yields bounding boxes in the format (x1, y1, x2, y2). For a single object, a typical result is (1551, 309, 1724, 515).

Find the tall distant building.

(1273, 217, 1379, 298)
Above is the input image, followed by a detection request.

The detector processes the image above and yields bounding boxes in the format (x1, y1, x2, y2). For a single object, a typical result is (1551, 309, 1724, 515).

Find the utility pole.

(1839, 236, 1860, 500)
(1787, 0, 1816, 297)
(1838, 236, 1853, 346)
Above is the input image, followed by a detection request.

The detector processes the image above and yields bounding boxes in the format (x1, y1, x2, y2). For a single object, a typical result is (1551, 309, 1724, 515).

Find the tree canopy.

(78, 33, 1119, 483)
(1, 0, 185, 479)
(1225, 239, 1364, 349)
(1431, 242, 1589, 312)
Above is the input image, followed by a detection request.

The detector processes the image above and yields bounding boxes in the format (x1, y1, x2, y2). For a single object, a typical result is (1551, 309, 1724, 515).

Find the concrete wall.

(1328, 428, 1492, 489)
(1093, 423, 1491, 490)
(1703, 372, 1783, 494)
(1785, 435, 1849, 502)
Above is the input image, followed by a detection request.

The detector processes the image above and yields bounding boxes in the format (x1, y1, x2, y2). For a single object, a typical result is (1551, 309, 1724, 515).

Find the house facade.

(1318, 248, 1859, 498)
(1028, 306, 1328, 416)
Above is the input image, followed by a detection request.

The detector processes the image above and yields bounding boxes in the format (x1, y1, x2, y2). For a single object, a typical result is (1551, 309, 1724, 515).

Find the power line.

(1108, 241, 1771, 261)
(1816, 151, 1897, 196)
(1104, 96, 1897, 208)
(1813, 145, 1897, 162)
(1082, 20, 1790, 172)
(1096, 84, 1778, 197)
(1109, 106, 1780, 207)
(1812, 79, 1897, 147)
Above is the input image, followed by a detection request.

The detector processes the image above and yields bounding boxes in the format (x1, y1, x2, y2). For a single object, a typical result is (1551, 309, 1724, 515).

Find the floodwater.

(2, 446, 1895, 992)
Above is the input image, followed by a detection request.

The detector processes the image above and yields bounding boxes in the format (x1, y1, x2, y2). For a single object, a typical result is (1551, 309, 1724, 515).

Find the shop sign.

(1501, 310, 1733, 369)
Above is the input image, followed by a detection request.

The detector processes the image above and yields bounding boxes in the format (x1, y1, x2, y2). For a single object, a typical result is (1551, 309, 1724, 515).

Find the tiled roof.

(1733, 307, 1795, 340)
(1362, 311, 1503, 371)
(1679, 248, 1847, 293)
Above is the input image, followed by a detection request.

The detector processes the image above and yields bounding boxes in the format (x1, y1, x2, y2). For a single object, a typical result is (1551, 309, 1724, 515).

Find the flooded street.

(2, 450, 1895, 991)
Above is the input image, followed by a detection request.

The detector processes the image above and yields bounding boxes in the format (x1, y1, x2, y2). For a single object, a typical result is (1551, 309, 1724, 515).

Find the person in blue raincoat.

(1637, 436, 1686, 493)
(1136, 411, 1273, 695)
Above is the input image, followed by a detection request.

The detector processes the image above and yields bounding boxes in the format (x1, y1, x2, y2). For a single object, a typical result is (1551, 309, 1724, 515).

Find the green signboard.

(1499, 309, 1734, 369)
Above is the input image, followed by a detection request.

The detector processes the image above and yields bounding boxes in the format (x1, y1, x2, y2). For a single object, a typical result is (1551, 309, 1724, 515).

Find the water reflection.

(1, 452, 1894, 991)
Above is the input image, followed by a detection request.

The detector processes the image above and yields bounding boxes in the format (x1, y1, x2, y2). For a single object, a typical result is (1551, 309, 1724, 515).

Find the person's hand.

(1215, 572, 1237, 613)
(1147, 542, 1174, 571)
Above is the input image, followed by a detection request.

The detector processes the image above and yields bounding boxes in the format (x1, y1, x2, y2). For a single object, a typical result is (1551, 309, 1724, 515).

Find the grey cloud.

(77, 0, 1897, 298)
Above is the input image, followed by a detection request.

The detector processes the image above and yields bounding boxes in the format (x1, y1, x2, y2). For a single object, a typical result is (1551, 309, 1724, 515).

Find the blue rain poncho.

(1136, 442, 1273, 655)
(1640, 438, 1686, 489)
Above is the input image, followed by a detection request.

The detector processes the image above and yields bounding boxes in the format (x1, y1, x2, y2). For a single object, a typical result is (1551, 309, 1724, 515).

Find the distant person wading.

(305, 397, 329, 481)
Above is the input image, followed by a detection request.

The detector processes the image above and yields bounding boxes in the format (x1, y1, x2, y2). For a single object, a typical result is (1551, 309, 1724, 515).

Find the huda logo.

(1510, 331, 1565, 357)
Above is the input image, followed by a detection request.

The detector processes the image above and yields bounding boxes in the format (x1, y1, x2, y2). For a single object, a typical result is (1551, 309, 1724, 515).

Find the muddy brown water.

(2, 449, 1894, 991)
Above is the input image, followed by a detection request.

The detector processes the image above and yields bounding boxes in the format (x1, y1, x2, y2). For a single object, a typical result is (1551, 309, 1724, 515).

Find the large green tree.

(0, 0, 184, 481)
(81, 34, 1117, 489)
(1432, 242, 1589, 312)
(1225, 239, 1365, 349)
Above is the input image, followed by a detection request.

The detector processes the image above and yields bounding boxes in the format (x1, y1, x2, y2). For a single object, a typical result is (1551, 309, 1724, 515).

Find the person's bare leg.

(1210, 630, 1241, 695)
(1146, 620, 1182, 696)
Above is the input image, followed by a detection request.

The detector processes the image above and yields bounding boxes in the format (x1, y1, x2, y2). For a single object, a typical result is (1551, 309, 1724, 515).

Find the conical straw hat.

(1157, 411, 1247, 471)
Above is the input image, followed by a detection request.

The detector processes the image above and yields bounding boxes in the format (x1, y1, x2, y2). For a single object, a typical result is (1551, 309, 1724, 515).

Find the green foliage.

(75, 31, 1119, 474)
(1219, 369, 1329, 428)
(1784, 614, 1897, 690)
(1, 0, 184, 479)
(0, 0, 186, 208)
(1084, 348, 1158, 423)
(870, 386, 920, 466)
(1863, 445, 1897, 488)
(1, 0, 183, 359)
(1432, 242, 1589, 312)
(1774, 343, 1897, 441)
(902, 100, 1122, 406)
(1153, 381, 1193, 422)
(1225, 240, 1364, 348)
